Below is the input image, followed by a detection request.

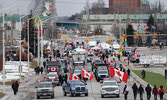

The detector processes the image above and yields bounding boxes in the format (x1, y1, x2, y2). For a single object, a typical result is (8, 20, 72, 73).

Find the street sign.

(125, 41, 127, 45)
(119, 46, 123, 50)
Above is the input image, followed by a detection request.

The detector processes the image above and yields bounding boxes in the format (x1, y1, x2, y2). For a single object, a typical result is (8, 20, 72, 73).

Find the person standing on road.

(127, 54, 130, 65)
(34, 66, 38, 75)
(40, 67, 43, 74)
(132, 83, 138, 100)
(37, 66, 40, 75)
(152, 85, 158, 100)
(145, 84, 152, 100)
(59, 74, 63, 86)
(11, 81, 19, 95)
(123, 85, 129, 100)
(138, 84, 144, 100)
(118, 54, 120, 61)
(49, 56, 52, 61)
(158, 85, 165, 100)
(64, 73, 68, 84)
(127, 68, 131, 79)
(141, 70, 146, 79)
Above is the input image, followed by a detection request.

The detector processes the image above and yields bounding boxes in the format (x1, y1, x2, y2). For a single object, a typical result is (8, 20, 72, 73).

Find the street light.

(1, 0, 27, 93)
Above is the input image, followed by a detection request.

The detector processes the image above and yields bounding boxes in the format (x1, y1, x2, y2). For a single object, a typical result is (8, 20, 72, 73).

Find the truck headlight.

(85, 86, 88, 90)
(71, 87, 75, 90)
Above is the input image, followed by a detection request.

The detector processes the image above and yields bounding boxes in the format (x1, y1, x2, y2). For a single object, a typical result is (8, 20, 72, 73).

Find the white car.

(101, 80, 120, 98)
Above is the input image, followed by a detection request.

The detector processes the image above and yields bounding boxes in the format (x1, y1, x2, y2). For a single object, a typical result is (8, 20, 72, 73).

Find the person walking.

(127, 54, 130, 65)
(34, 66, 38, 75)
(152, 85, 158, 100)
(49, 56, 52, 61)
(123, 85, 129, 100)
(59, 74, 63, 86)
(118, 54, 120, 61)
(132, 83, 138, 100)
(43, 61, 46, 68)
(141, 69, 146, 79)
(127, 68, 131, 79)
(145, 84, 152, 100)
(37, 66, 40, 75)
(40, 67, 43, 74)
(138, 84, 144, 100)
(64, 74, 68, 84)
(158, 85, 165, 100)
(15, 81, 19, 93)
(11, 81, 19, 95)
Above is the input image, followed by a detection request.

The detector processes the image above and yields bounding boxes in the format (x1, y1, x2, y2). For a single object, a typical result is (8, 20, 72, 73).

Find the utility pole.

(86, 0, 89, 35)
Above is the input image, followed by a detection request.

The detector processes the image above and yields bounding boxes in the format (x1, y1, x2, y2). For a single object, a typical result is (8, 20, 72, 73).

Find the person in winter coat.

(40, 67, 43, 74)
(141, 70, 146, 79)
(158, 85, 165, 100)
(59, 74, 63, 86)
(11, 81, 19, 95)
(138, 84, 144, 100)
(127, 68, 131, 79)
(145, 84, 152, 100)
(152, 85, 158, 100)
(64, 74, 68, 84)
(123, 85, 129, 100)
(132, 83, 138, 100)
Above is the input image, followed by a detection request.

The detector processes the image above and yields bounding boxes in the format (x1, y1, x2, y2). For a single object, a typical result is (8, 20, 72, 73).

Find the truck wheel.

(37, 95, 40, 99)
(63, 89, 67, 96)
(85, 93, 88, 96)
(51, 94, 54, 98)
(101, 95, 104, 98)
(117, 94, 120, 98)
(136, 59, 139, 63)
(70, 91, 74, 97)
(97, 79, 100, 82)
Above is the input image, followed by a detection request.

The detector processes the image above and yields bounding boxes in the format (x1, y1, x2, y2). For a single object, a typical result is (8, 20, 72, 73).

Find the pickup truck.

(62, 80, 88, 97)
(95, 66, 109, 82)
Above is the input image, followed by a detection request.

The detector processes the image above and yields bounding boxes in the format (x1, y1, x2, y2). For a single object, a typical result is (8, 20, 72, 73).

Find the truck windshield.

(70, 81, 84, 85)
(38, 83, 52, 88)
(98, 70, 108, 74)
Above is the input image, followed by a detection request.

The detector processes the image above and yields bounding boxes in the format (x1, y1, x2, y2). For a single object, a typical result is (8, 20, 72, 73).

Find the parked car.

(36, 82, 54, 99)
(45, 72, 59, 86)
(62, 80, 88, 97)
(101, 80, 120, 98)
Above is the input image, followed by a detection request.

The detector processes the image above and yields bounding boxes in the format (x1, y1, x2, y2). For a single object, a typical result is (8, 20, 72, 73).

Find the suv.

(101, 80, 120, 98)
(36, 82, 54, 99)
(95, 68, 109, 82)
(62, 80, 88, 97)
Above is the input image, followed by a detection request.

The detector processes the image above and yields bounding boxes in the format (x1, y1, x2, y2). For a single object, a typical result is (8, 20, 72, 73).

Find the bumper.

(101, 90, 119, 95)
(37, 92, 54, 96)
(71, 90, 88, 94)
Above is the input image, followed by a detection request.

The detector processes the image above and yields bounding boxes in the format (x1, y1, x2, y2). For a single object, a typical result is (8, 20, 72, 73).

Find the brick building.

(109, 0, 142, 14)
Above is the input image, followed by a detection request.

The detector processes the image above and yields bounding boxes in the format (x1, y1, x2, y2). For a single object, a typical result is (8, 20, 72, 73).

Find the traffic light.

(119, 19, 122, 23)
(64, 37, 68, 43)
(11, 37, 13, 41)
(24, 38, 26, 42)
(154, 33, 157, 38)
(121, 37, 124, 43)
(136, 33, 139, 39)
(58, 33, 61, 39)
(85, 37, 89, 43)
(108, 37, 112, 44)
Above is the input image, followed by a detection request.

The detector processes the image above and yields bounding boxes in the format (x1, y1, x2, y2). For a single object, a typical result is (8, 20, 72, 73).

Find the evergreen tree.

(138, 36, 143, 46)
(147, 14, 154, 32)
(145, 36, 152, 46)
(126, 24, 134, 46)
(28, 10, 37, 55)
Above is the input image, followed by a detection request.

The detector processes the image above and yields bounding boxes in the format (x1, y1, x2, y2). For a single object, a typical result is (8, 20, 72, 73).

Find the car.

(73, 70, 81, 76)
(101, 80, 120, 98)
(95, 68, 109, 82)
(45, 72, 59, 86)
(123, 49, 132, 56)
(92, 60, 104, 71)
(36, 82, 54, 99)
(62, 80, 88, 97)
(91, 56, 101, 66)
(86, 54, 93, 62)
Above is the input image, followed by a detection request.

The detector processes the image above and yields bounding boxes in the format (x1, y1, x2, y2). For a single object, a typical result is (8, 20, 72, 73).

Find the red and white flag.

(81, 69, 94, 80)
(49, 67, 58, 72)
(69, 73, 80, 80)
(144, 25, 149, 29)
(110, 68, 128, 83)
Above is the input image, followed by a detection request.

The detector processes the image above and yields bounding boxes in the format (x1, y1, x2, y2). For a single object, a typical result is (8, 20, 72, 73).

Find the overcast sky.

(0, 0, 167, 16)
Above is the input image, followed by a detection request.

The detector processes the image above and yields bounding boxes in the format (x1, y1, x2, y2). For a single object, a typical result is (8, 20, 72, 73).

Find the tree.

(138, 36, 143, 46)
(126, 24, 134, 46)
(147, 14, 154, 32)
(145, 36, 152, 46)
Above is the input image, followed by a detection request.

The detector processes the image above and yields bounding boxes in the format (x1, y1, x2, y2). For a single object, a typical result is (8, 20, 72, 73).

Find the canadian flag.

(144, 25, 149, 29)
(109, 68, 128, 83)
(49, 67, 58, 72)
(69, 73, 80, 80)
(81, 69, 94, 80)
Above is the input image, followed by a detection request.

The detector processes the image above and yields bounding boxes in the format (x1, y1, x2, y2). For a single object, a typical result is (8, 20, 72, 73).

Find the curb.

(1, 94, 10, 100)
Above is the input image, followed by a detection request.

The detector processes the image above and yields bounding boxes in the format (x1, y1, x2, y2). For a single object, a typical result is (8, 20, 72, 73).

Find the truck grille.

(104, 88, 116, 91)
(75, 87, 85, 91)
(41, 89, 49, 92)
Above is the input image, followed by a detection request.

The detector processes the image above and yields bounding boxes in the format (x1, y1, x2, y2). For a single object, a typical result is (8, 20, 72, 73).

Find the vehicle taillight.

(55, 77, 58, 79)
(46, 77, 49, 79)
(52, 79, 55, 82)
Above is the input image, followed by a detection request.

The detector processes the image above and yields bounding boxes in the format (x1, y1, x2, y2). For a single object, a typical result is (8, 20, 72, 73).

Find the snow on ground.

(0, 61, 33, 82)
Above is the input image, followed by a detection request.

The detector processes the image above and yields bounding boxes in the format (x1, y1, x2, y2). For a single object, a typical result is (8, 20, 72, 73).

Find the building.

(109, 0, 142, 14)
